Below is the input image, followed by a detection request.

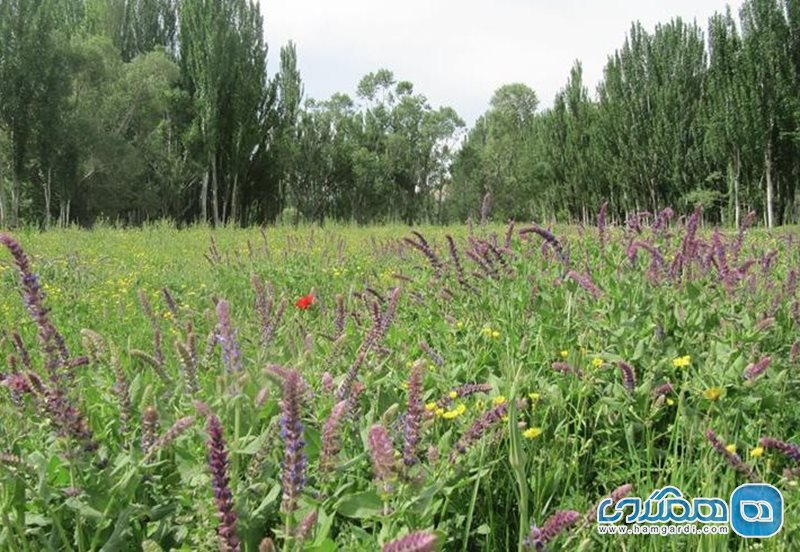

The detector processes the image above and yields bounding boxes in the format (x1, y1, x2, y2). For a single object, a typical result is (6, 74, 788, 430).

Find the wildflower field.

(1, 207, 800, 551)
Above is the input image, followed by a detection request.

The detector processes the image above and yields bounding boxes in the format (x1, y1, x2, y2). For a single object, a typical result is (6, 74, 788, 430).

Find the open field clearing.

(1, 210, 800, 550)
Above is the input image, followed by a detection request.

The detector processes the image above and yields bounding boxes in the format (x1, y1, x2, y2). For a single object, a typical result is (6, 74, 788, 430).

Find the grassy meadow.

(1, 213, 799, 551)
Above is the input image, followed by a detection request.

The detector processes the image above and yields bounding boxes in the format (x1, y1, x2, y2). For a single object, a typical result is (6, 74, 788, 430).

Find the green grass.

(0, 219, 798, 551)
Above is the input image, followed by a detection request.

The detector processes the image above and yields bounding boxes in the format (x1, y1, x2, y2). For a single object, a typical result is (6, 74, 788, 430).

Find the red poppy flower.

(295, 293, 315, 310)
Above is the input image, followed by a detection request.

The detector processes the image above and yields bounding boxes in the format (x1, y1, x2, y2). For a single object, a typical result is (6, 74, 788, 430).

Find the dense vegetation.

(2, 209, 800, 550)
(0, 0, 798, 228)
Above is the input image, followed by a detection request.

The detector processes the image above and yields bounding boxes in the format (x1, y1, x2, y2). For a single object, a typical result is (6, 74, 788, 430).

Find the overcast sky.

(262, 0, 743, 126)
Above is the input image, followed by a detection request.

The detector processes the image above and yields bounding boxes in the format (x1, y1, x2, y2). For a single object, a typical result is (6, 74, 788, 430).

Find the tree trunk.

(200, 168, 209, 223)
(211, 154, 220, 227)
(765, 143, 774, 228)
(230, 174, 239, 226)
(10, 171, 21, 227)
(43, 168, 52, 230)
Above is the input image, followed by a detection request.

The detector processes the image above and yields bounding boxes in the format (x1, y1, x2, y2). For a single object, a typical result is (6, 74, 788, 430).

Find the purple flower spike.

(403, 361, 424, 466)
(205, 414, 240, 552)
(617, 361, 636, 393)
(525, 510, 581, 550)
(279, 369, 307, 514)
(759, 437, 800, 462)
(368, 424, 396, 492)
(320, 400, 348, 473)
(0, 234, 69, 376)
(382, 530, 438, 552)
(705, 429, 756, 481)
(743, 356, 771, 382)
(215, 300, 242, 376)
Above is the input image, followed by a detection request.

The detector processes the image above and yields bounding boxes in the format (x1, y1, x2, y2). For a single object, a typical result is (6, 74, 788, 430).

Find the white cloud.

(261, 0, 743, 124)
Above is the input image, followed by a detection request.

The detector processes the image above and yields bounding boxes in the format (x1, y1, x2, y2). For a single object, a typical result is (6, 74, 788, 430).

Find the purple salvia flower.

(215, 300, 242, 376)
(141, 407, 159, 455)
(551, 362, 583, 378)
(333, 294, 346, 339)
(0, 234, 69, 377)
(504, 220, 515, 250)
(175, 340, 199, 394)
(378, 287, 401, 339)
(110, 344, 132, 436)
(759, 437, 800, 462)
(205, 413, 240, 552)
(525, 510, 581, 550)
(319, 400, 348, 473)
(711, 229, 730, 280)
(598, 201, 608, 252)
(295, 510, 318, 541)
(446, 235, 466, 283)
(450, 401, 508, 461)
(652, 382, 673, 397)
(419, 341, 444, 367)
(732, 211, 756, 262)
(653, 207, 673, 234)
(403, 360, 424, 467)
(368, 424, 397, 492)
(705, 429, 756, 480)
(162, 287, 180, 321)
(1, 372, 31, 405)
(11, 331, 31, 371)
(147, 416, 195, 460)
(565, 270, 602, 299)
(321, 371, 334, 394)
(137, 289, 164, 366)
(403, 232, 443, 276)
(382, 531, 438, 552)
(754, 317, 775, 332)
(587, 483, 634, 523)
(617, 361, 636, 393)
(251, 274, 275, 344)
(258, 538, 276, 552)
(519, 225, 568, 267)
(743, 356, 771, 382)
(279, 369, 307, 513)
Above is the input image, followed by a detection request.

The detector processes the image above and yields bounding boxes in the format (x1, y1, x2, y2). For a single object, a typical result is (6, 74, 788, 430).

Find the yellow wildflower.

(528, 392, 541, 403)
(435, 408, 445, 418)
(442, 404, 466, 419)
(523, 427, 543, 440)
(493, 395, 506, 406)
(491, 330, 501, 339)
(448, 391, 458, 400)
(666, 398, 675, 406)
(560, 350, 569, 359)
(725, 444, 737, 454)
(456, 321, 464, 330)
(592, 357, 604, 368)
(425, 402, 437, 412)
(703, 387, 722, 401)
(673, 355, 691, 368)
(750, 447, 764, 458)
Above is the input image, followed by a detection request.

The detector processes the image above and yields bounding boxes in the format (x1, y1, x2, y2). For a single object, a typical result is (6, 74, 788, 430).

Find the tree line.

(452, 0, 800, 227)
(0, 0, 798, 228)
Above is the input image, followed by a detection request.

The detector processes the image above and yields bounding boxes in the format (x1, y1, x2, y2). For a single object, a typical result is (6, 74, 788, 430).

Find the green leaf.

(336, 491, 383, 519)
